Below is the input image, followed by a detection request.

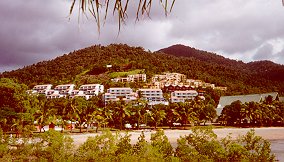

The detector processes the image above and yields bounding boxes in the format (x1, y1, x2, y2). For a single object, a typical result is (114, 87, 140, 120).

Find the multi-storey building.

(170, 90, 198, 103)
(31, 84, 53, 95)
(46, 90, 60, 99)
(103, 87, 137, 104)
(111, 77, 129, 82)
(111, 74, 147, 83)
(165, 73, 186, 83)
(128, 74, 146, 82)
(163, 84, 194, 92)
(68, 84, 104, 100)
(51, 84, 75, 98)
(79, 84, 104, 96)
(138, 88, 168, 105)
(31, 83, 105, 100)
(107, 87, 133, 96)
(103, 93, 120, 102)
(151, 73, 186, 89)
(151, 74, 167, 83)
(203, 83, 215, 89)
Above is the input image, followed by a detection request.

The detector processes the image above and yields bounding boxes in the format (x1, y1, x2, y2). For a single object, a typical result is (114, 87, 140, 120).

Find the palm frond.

(70, 0, 176, 33)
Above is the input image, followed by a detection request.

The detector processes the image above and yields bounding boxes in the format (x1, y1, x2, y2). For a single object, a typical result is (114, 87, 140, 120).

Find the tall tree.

(177, 102, 196, 128)
(0, 78, 35, 134)
(71, 97, 89, 133)
(149, 104, 166, 129)
(109, 101, 131, 130)
(166, 103, 180, 128)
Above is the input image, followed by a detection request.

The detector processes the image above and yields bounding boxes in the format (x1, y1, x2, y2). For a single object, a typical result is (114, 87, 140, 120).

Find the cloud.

(166, 1, 284, 59)
(274, 48, 284, 65)
(0, 0, 100, 71)
(253, 43, 274, 61)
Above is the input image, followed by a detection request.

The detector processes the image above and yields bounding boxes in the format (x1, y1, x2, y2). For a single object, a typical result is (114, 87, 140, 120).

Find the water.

(271, 139, 284, 161)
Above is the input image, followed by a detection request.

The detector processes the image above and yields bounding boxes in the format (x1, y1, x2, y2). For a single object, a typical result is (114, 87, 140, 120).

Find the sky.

(1, 0, 284, 72)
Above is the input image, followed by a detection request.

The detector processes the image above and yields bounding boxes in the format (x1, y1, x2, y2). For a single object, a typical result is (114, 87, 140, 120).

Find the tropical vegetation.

(219, 96, 284, 127)
(0, 78, 219, 134)
(0, 127, 276, 161)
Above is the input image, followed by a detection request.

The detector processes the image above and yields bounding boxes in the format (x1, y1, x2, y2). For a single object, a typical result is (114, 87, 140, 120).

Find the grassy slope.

(109, 69, 144, 78)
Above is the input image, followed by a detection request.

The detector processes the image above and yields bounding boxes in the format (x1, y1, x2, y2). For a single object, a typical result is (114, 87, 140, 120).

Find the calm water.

(271, 139, 284, 161)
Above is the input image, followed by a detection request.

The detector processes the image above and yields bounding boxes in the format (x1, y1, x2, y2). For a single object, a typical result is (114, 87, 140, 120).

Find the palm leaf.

(71, 0, 176, 33)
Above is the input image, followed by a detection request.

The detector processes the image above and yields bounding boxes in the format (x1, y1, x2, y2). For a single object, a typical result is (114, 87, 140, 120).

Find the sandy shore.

(70, 127, 284, 146)
(69, 127, 284, 161)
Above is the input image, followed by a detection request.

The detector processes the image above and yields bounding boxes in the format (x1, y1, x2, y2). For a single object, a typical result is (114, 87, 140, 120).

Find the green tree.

(149, 104, 166, 129)
(200, 102, 217, 125)
(129, 100, 147, 129)
(219, 100, 243, 126)
(150, 129, 173, 160)
(166, 103, 180, 128)
(177, 102, 196, 128)
(0, 78, 36, 135)
(71, 97, 90, 133)
(74, 130, 118, 161)
(109, 101, 131, 130)
(176, 127, 276, 161)
(34, 130, 74, 161)
(33, 95, 48, 133)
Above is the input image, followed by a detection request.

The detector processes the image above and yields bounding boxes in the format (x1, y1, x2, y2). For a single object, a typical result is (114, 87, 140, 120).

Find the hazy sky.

(1, 0, 284, 72)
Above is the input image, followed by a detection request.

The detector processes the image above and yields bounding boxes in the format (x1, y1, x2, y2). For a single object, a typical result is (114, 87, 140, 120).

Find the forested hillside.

(1, 44, 284, 95)
(159, 44, 284, 95)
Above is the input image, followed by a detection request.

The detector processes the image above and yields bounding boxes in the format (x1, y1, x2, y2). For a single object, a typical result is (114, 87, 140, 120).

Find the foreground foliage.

(0, 127, 276, 161)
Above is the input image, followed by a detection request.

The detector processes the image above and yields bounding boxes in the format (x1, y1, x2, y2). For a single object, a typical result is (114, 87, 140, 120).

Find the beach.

(70, 127, 284, 161)
(71, 127, 284, 145)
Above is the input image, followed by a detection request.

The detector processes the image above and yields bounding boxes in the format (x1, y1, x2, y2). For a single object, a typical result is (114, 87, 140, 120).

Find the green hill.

(1, 44, 284, 95)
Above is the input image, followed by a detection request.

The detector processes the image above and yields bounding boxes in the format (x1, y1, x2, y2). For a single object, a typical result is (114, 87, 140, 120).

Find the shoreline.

(70, 127, 284, 146)
(69, 127, 284, 161)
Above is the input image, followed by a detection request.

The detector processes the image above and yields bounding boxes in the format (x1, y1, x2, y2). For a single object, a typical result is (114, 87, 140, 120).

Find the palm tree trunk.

(79, 122, 82, 133)
(70, 122, 73, 133)
(120, 118, 123, 130)
(137, 117, 140, 130)
(96, 123, 99, 133)
(39, 124, 42, 133)
(61, 122, 64, 133)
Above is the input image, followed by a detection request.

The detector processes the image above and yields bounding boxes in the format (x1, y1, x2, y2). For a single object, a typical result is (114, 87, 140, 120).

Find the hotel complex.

(28, 72, 226, 104)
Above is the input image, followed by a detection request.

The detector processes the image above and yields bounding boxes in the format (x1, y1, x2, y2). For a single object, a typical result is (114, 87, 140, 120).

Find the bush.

(0, 127, 276, 161)
(176, 127, 276, 161)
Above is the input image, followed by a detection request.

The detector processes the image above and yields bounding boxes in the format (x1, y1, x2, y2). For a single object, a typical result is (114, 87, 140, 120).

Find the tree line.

(0, 78, 218, 134)
(2, 77, 284, 136)
(0, 127, 276, 161)
(219, 96, 284, 127)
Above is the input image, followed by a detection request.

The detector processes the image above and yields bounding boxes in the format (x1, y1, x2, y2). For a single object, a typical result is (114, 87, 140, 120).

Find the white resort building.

(138, 88, 168, 105)
(103, 87, 137, 103)
(170, 90, 199, 103)
(30, 84, 53, 95)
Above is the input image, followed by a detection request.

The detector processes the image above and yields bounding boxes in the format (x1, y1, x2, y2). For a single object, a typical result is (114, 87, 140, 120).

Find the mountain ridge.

(1, 44, 284, 95)
(158, 44, 284, 83)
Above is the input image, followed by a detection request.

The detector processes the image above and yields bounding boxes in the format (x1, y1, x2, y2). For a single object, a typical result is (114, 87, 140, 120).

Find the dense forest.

(1, 44, 284, 95)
